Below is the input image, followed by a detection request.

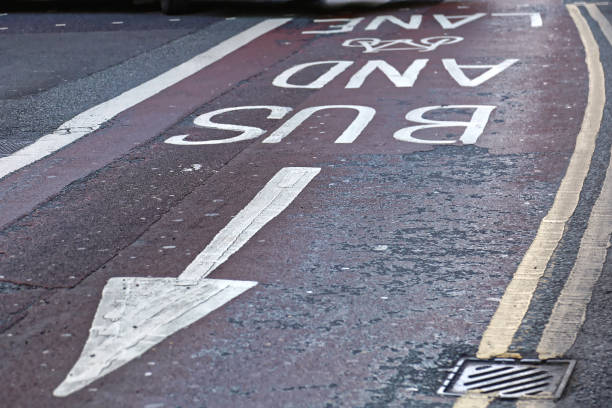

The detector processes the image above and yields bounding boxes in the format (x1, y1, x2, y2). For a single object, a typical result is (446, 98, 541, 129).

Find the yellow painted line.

(450, 5, 604, 407)
(517, 400, 556, 408)
(586, 3, 612, 45)
(475, 3, 604, 361)
(455, 392, 557, 408)
(537, 5, 610, 359)
(453, 394, 494, 408)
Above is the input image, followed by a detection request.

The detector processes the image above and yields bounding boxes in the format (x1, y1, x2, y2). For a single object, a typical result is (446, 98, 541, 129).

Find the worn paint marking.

(453, 4, 604, 408)
(516, 401, 556, 408)
(475, 3, 604, 360)
(53, 167, 320, 397)
(179, 167, 321, 282)
(491, 12, 543, 28)
(0, 18, 291, 180)
(453, 394, 495, 408)
(537, 4, 612, 360)
(53, 278, 257, 398)
(586, 3, 612, 46)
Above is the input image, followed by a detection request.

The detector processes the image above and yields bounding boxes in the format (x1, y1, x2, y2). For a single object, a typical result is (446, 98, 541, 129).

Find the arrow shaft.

(178, 167, 320, 282)
(54, 167, 320, 397)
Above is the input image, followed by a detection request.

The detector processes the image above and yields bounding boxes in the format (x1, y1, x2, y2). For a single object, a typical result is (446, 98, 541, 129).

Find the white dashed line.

(0, 13, 7, 17)
(168, 18, 181, 22)
(55, 23, 66, 27)
(0, 27, 7, 31)
(111, 21, 124, 25)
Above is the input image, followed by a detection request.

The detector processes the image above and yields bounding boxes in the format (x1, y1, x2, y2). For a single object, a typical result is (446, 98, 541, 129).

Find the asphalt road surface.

(1, 0, 612, 407)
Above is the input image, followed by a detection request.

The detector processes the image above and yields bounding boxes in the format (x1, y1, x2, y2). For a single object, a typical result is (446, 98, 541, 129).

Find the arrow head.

(54, 277, 257, 397)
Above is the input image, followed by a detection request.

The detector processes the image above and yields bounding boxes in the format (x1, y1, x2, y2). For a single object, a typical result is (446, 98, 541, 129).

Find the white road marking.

(111, 21, 124, 25)
(0, 27, 7, 31)
(346, 59, 428, 88)
(342, 37, 463, 53)
(262, 105, 376, 144)
(442, 58, 518, 87)
(165, 105, 293, 145)
(273, 61, 355, 89)
(433, 13, 487, 29)
(179, 167, 320, 282)
(364, 15, 422, 31)
(491, 12, 543, 28)
(0, 18, 291, 181)
(54, 279, 256, 398)
(54, 167, 320, 397)
(55, 23, 66, 27)
(394, 105, 496, 145)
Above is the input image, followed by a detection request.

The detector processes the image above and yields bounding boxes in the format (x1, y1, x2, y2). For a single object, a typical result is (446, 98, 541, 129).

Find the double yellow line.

(454, 4, 610, 407)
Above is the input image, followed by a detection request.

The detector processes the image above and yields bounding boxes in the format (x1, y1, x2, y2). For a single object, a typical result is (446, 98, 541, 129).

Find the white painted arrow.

(54, 167, 320, 397)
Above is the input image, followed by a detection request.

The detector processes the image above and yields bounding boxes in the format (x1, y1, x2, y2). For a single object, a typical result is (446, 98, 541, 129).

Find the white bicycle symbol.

(342, 36, 464, 53)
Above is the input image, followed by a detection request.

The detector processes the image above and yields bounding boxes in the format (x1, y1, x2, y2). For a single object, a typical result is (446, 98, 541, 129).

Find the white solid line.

(179, 167, 321, 282)
(0, 18, 291, 181)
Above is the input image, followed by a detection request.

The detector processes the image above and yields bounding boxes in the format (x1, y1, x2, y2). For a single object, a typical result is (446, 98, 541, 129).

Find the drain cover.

(438, 358, 575, 399)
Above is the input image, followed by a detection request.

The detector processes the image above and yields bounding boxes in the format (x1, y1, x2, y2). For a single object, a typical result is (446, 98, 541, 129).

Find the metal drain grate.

(438, 358, 575, 399)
